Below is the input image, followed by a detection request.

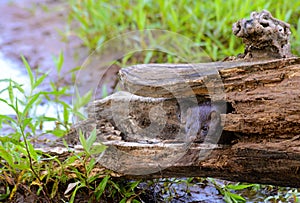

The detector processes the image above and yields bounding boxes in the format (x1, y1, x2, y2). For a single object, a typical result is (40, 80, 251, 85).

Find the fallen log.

(61, 10, 300, 187)
(44, 137, 300, 187)
(63, 57, 300, 187)
(118, 57, 300, 137)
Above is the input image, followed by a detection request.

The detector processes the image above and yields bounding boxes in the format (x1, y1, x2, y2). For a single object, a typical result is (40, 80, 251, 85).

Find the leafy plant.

(208, 178, 256, 203)
(0, 55, 66, 201)
(0, 54, 95, 201)
(65, 129, 108, 203)
(0, 52, 146, 202)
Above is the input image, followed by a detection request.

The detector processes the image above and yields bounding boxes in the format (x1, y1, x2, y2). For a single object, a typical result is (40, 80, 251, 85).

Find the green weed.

(0, 54, 144, 202)
(208, 178, 257, 203)
(68, 0, 300, 61)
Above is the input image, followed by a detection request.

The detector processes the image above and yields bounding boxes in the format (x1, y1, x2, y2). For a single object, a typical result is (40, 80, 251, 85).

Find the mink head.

(184, 105, 221, 143)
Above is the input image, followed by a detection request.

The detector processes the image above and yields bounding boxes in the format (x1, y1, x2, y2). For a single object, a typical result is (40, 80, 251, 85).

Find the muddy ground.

(0, 0, 119, 100)
(1, 0, 84, 81)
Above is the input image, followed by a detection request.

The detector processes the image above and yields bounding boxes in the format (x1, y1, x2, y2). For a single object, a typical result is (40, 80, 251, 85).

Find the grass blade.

(21, 55, 34, 89)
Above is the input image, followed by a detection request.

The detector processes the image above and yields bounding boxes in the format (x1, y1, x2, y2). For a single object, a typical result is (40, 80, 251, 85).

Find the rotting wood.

(118, 57, 300, 98)
(62, 57, 300, 188)
(40, 137, 300, 187)
(61, 10, 300, 187)
(61, 58, 300, 187)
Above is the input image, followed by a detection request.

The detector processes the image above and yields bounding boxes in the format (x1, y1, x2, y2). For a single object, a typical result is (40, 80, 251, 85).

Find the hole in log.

(225, 102, 235, 114)
(260, 22, 269, 27)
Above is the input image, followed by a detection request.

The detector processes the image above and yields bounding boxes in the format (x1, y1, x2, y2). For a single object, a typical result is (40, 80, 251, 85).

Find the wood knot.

(232, 10, 292, 60)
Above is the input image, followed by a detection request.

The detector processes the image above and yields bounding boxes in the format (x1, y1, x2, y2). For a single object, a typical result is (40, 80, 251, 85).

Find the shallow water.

(0, 52, 30, 114)
(0, 51, 69, 132)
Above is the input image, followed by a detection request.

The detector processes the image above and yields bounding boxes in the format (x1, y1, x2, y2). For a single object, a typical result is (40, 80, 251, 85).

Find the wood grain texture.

(119, 58, 300, 98)
(62, 57, 300, 187)
(119, 57, 300, 137)
(41, 138, 300, 187)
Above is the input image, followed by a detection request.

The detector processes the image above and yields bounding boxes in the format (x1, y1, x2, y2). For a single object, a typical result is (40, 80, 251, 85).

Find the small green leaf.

(21, 55, 34, 89)
(0, 145, 14, 167)
(86, 128, 97, 151)
(23, 93, 41, 116)
(53, 51, 64, 74)
(63, 104, 69, 125)
(72, 111, 86, 120)
(50, 179, 59, 199)
(0, 98, 17, 113)
(37, 116, 58, 122)
(130, 180, 141, 191)
(119, 198, 126, 203)
(109, 180, 122, 194)
(25, 140, 38, 161)
(69, 184, 84, 203)
(224, 191, 246, 203)
(64, 154, 79, 166)
(79, 130, 87, 152)
(0, 115, 17, 124)
(22, 118, 33, 131)
(73, 88, 92, 111)
(86, 158, 96, 175)
(226, 184, 255, 190)
(224, 192, 233, 203)
(33, 73, 48, 90)
(90, 144, 107, 155)
(228, 193, 246, 201)
(95, 175, 110, 200)
(11, 80, 25, 94)
(8, 80, 14, 104)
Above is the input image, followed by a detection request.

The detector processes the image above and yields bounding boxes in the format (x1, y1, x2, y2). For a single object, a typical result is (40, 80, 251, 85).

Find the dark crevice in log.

(217, 131, 239, 145)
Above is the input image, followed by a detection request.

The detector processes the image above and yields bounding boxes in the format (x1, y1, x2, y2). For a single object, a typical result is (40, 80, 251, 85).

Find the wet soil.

(0, 0, 85, 84)
(0, 0, 119, 99)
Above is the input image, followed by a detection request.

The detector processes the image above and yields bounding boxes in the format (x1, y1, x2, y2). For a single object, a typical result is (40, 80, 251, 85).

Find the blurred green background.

(68, 0, 300, 61)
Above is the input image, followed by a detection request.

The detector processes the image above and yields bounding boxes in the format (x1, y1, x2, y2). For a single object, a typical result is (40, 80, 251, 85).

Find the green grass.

(68, 0, 300, 61)
(0, 56, 134, 202)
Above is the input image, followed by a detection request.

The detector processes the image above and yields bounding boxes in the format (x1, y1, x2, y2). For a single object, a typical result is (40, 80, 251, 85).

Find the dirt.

(0, 0, 119, 99)
(0, 0, 82, 82)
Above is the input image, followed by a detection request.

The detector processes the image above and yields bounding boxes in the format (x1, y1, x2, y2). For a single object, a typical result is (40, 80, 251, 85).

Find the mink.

(178, 102, 222, 143)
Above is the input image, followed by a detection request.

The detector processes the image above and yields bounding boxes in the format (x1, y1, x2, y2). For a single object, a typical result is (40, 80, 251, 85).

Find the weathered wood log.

(118, 58, 300, 138)
(119, 57, 300, 98)
(62, 10, 300, 188)
(42, 137, 300, 187)
(61, 57, 300, 187)
(65, 57, 300, 188)
(100, 137, 300, 187)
